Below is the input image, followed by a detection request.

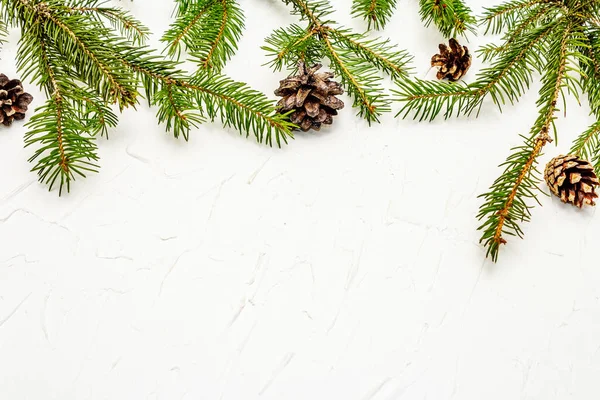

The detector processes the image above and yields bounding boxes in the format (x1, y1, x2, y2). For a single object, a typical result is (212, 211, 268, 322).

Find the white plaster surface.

(1, 1, 600, 399)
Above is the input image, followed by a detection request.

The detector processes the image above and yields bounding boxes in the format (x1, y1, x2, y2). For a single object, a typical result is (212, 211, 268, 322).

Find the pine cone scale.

(275, 61, 344, 132)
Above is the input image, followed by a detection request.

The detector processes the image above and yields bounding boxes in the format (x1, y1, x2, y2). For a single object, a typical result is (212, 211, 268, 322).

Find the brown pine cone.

(275, 61, 344, 132)
(0, 74, 33, 127)
(544, 155, 599, 207)
(431, 38, 472, 81)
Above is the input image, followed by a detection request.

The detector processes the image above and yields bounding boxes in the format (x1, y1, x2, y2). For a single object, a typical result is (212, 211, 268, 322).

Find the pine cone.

(0, 74, 33, 127)
(275, 61, 344, 132)
(544, 155, 599, 207)
(431, 38, 472, 81)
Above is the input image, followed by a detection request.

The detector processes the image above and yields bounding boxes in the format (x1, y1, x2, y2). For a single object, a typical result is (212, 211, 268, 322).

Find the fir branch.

(328, 28, 412, 80)
(119, 50, 294, 146)
(0, 19, 7, 46)
(351, 0, 397, 30)
(162, 0, 244, 71)
(570, 120, 600, 167)
(34, 1, 139, 109)
(262, 24, 324, 71)
(419, 0, 476, 38)
(480, 0, 551, 35)
(321, 32, 388, 122)
(22, 34, 101, 194)
(67, 2, 150, 45)
(477, 2, 556, 63)
(477, 21, 574, 261)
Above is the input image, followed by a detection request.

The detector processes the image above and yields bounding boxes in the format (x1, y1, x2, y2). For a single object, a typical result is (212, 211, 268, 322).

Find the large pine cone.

(0, 74, 33, 126)
(275, 61, 344, 132)
(544, 155, 599, 207)
(431, 38, 471, 81)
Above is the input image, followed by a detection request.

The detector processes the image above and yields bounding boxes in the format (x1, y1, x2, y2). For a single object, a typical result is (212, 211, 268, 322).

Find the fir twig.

(418, 0, 476, 38)
(162, 0, 244, 71)
(351, 0, 397, 30)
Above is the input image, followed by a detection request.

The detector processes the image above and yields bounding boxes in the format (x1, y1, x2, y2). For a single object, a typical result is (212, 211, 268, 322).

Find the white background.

(1, 0, 600, 399)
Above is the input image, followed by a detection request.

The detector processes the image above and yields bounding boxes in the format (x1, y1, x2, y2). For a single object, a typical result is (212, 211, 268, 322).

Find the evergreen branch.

(582, 29, 600, 116)
(593, 138, 600, 176)
(67, 3, 150, 45)
(480, 0, 550, 35)
(477, 21, 573, 261)
(419, 0, 476, 38)
(119, 51, 294, 145)
(23, 34, 100, 195)
(0, 19, 7, 46)
(262, 24, 323, 71)
(468, 21, 555, 113)
(282, 0, 334, 27)
(32, 1, 138, 109)
(188, 72, 296, 146)
(328, 27, 412, 80)
(351, 0, 397, 30)
(477, 3, 555, 63)
(570, 120, 600, 165)
(393, 79, 473, 121)
(322, 33, 387, 123)
(162, 0, 244, 71)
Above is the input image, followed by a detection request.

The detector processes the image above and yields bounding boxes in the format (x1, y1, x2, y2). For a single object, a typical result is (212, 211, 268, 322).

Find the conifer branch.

(478, 20, 578, 261)
(119, 51, 295, 146)
(418, 0, 476, 38)
(162, 0, 244, 71)
(266, 0, 412, 123)
(351, 0, 397, 30)
(67, 3, 150, 45)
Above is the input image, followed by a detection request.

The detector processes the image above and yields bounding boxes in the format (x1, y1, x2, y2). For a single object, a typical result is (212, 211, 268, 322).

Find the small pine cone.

(0, 74, 33, 127)
(275, 61, 344, 132)
(431, 38, 472, 82)
(544, 155, 599, 207)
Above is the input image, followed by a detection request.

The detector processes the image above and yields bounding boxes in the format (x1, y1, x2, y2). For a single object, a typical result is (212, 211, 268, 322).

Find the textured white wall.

(1, 1, 599, 399)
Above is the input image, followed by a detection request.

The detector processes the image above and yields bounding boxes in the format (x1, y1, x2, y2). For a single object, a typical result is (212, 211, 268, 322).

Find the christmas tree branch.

(266, 0, 412, 123)
(351, 0, 397, 30)
(162, 0, 244, 71)
(119, 51, 294, 145)
(477, 21, 576, 261)
(419, 0, 476, 38)
(480, 0, 551, 35)
(67, 3, 150, 45)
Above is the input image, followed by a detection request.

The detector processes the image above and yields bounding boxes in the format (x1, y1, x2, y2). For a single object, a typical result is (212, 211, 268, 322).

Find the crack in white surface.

(361, 377, 391, 400)
(258, 352, 295, 396)
(208, 174, 235, 222)
(159, 246, 200, 296)
(125, 145, 151, 165)
(247, 157, 271, 185)
(0, 292, 32, 329)
(41, 291, 50, 343)
(1, 180, 34, 202)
